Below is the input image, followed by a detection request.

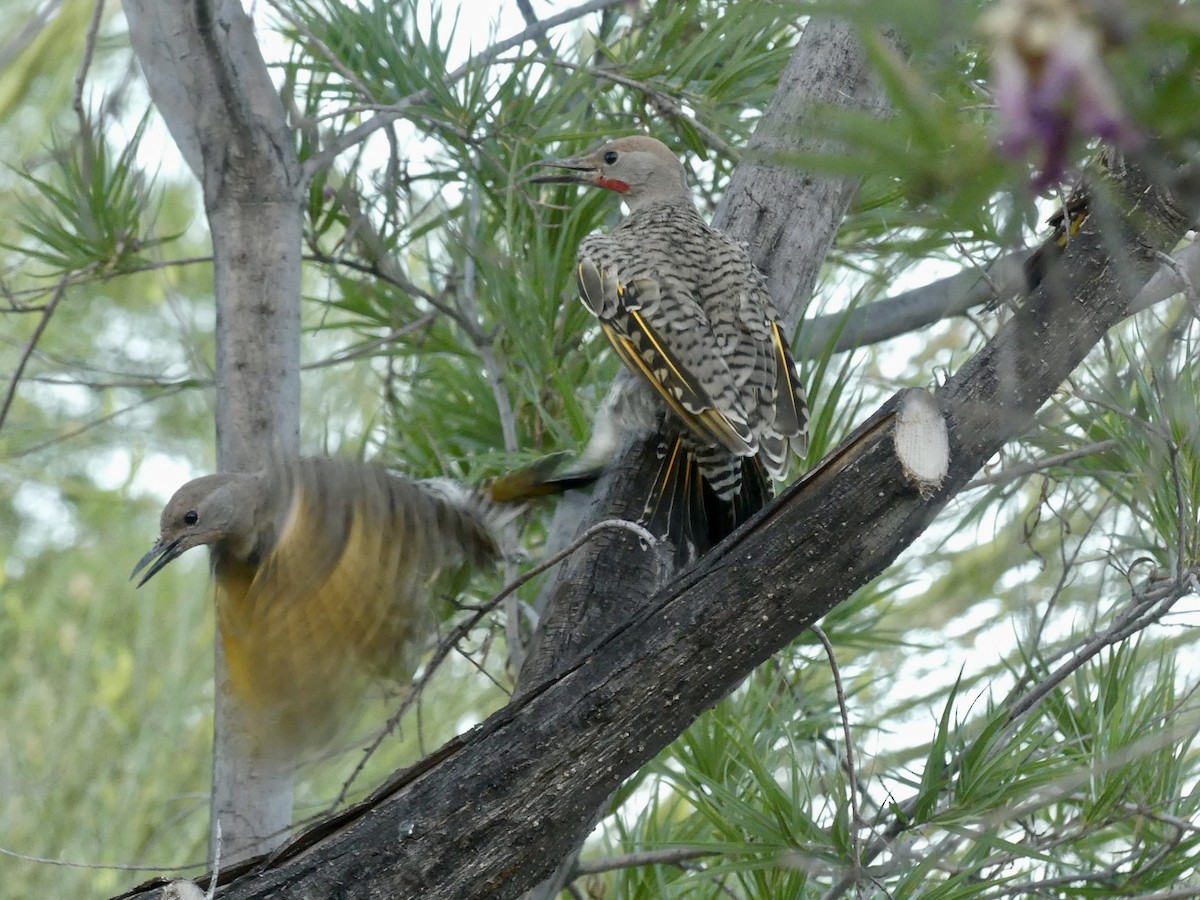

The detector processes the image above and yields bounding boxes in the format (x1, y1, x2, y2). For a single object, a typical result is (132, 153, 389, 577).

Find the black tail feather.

(491, 441, 770, 565)
(643, 435, 771, 565)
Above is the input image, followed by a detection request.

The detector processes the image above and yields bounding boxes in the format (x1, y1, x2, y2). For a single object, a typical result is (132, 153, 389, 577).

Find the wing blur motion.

(214, 460, 499, 756)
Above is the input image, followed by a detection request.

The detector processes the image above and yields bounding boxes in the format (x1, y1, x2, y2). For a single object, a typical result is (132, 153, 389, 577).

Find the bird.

(528, 135, 809, 553)
(132, 456, 529, 759)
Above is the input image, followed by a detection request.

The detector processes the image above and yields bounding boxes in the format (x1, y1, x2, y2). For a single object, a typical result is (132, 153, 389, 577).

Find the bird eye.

(603, 150, 618, 165)
(184, 510, 199, 525)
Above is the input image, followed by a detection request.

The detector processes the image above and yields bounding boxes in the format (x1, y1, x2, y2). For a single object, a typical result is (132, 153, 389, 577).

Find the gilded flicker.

(132, 457, 524, 758)
(531, 135, 808, 549)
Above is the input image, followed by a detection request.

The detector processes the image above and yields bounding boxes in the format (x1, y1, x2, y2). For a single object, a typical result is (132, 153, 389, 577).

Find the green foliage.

(3, 0, 1200, 897)
(7, 115, 170, 275)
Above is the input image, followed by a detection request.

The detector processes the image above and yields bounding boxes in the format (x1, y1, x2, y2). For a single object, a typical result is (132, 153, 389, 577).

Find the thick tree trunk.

(124, 0, 302, 865)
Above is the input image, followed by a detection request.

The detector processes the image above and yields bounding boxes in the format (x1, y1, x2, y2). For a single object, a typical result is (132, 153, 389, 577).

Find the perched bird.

(529, 135, 808, 551)
(132, 457, 519, 759)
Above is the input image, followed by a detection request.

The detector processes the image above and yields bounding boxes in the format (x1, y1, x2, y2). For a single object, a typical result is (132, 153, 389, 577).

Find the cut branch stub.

(894, 388, 950, 496)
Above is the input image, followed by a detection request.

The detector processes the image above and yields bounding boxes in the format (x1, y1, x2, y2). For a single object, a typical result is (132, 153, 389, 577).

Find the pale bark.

(716, 19, 891, 328)
(124, 0, 302, 865)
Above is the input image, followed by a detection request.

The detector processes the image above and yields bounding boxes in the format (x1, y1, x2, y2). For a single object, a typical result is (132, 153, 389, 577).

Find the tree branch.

(796, 237, 1200, 360)
(0, 273, 72, 435)
(300, 0, 625, 180)
(113, 153, 1189, 900)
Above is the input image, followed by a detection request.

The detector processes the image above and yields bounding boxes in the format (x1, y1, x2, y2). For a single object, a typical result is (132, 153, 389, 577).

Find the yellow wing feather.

(578, 258, 754, 457)
(215, 472, 443, 756)
(602, 315, 754, 456)
(769, 321, 808, 455)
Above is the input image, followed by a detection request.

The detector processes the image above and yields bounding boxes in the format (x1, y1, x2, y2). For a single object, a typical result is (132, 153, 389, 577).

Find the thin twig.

(263, 0, 380, 105)
(522, 55, 736, 156)
(821, 564, 1200, 900)
(964, 439, 1119, 489)
(0, 844, 203, 874)
(0, 274, 72, 435)
(1025, 493, 1111, 669)
(811, 624, 862, 891)
(0, 257, 213, 310)
(72, 0, 105, 129)
(308, 195, 479, 334)
(1005, 571, 1197, 724)
(3, 384, 187, 460)
(574, 847, 718, 875)
(303, 312, 439, 370)
(301, 0, 624, 179)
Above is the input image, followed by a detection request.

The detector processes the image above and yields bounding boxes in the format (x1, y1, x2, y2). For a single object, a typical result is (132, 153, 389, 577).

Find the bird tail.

(1023, 192, 1091, 294)
(485, 452, 603, 503)
(484, 438, 768, 565)
(420, 476, 529, 565)
(643, 435, 770, 565)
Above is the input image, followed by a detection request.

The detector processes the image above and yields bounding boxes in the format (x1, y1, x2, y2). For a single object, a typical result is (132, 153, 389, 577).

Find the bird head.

(531, 136, 690, 211)
(131, 473, 244, 587)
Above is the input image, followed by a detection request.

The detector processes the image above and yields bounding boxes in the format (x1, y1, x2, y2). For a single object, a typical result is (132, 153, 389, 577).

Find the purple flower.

(984, 0, 1140, 188)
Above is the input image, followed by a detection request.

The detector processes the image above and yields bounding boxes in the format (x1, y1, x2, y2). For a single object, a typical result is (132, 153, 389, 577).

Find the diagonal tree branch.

(0, 273, 73, 435)
(114, 154, 1189, 900)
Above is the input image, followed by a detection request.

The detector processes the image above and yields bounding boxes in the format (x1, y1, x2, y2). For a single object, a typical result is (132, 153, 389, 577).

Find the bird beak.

(130, 536, 186, 587)
(527, 155, 597, 186)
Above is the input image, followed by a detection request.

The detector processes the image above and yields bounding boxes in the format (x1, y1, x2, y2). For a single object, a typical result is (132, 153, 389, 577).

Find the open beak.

(526, 155, 598, 186)
(130, 536, 186, 587)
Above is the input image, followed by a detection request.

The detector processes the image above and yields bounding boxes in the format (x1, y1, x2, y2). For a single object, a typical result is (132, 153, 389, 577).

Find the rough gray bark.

(124, 0, 303, 865)
(113, 159, 1188, 900)
(518, 16, 892, 695)
(716, 18, 890, 329)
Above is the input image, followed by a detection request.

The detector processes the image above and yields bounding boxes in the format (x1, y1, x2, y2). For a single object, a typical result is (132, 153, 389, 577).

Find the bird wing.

(710, 261, 808, 479)
(737, 309, 808, 478)
(216, 460, 494, 754)
(577, 255, 756, 456)
(766, 320, 808, 457)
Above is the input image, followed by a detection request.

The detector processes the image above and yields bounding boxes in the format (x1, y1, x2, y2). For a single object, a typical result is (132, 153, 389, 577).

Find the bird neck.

(624, 191, 698, 215)
(208, 471, 274, 568)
